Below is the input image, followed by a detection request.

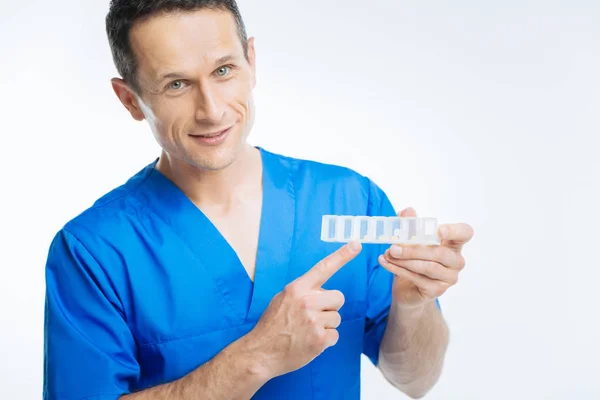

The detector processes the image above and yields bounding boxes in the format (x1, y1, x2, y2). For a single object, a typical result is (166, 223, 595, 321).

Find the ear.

(110, 78, 146, 121)
(246, 37, 256, 88)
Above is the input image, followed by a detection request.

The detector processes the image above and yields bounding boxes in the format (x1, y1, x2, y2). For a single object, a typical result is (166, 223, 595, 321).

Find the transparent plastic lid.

(321, 215, 440, 245)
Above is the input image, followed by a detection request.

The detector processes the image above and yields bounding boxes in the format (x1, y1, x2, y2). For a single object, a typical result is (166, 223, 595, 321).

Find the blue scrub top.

(43, 147, 400, 399)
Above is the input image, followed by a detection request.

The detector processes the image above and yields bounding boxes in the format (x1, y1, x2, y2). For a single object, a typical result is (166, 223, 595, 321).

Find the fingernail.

(390, 246, 402, 258)
(348, 241, 361, 252)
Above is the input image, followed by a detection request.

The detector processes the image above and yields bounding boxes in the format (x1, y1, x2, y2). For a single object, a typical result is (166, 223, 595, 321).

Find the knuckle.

(334, 312, 342, 327)
(337, 245, 351, 259)
(307, 313, 318, 326)
(426, 264, 438, 278)
(319, 335, 329, 348)
(284, 283, 301, 298)
(331, 290, 345, 307)
(436, 247, 448, 263)
(317, 259, 330, 275)
(457, 254, 466, 270)
(298, 296, 311, 310)
(466, 224, 474, 238)
(318, 329, 328, 343)
(312, 330, 327, 350)
(378, 254, 389, 267)
(330, 329, 340, 346)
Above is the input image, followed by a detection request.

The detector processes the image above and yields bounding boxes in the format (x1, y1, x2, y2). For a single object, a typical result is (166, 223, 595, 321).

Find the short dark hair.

(106, 0, 248, 94)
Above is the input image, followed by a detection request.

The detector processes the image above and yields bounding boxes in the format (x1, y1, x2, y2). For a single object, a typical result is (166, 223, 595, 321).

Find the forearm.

(121, 335, 270, 400)
(378, 301, 449, 399)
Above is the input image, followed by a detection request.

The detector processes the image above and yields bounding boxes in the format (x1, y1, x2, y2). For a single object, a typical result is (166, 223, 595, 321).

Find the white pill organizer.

(321, 215, 440, 245)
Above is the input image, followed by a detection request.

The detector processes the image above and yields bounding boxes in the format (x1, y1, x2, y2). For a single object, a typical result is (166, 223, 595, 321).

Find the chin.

(186, 143, 243, 171)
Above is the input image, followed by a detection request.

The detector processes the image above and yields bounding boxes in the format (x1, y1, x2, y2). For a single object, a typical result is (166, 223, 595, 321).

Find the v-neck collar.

(136, 147, 296, 324)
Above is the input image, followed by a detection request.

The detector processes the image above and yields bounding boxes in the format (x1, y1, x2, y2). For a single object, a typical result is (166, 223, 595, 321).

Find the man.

(43, 1, 473, 399)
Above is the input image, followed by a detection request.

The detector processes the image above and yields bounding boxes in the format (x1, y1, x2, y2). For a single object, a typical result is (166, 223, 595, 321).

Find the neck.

(156, 144, 262, 208)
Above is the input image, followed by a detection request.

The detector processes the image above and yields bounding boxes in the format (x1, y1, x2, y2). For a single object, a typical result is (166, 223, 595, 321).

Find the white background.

(1, 0, 599, 399)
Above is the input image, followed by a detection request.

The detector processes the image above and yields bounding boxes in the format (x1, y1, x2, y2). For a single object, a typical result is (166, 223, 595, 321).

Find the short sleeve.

(362, 179, 397, 366)
(44, 229, 140, 400)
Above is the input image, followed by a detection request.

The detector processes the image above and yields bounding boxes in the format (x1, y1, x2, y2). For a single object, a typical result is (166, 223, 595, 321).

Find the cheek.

(235, 93, 254, 124)
(138, 102, 168, 142)
(222, 79, 253, 118)
(151, 100, 191, 135)
(239, 97, 252, 120)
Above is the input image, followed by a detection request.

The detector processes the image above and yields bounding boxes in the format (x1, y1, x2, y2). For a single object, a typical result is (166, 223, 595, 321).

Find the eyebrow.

(155, 55, 238, 84)
(214, 54, 237, 66)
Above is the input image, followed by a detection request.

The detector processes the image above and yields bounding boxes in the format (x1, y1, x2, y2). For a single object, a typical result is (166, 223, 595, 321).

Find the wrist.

(392, 299, 436, 320)
(231, 332, 276, 383)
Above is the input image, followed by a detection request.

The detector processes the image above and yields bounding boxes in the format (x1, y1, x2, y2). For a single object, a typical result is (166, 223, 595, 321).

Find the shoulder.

(261, 147, 389, 209)
(58, 162, 156, 246)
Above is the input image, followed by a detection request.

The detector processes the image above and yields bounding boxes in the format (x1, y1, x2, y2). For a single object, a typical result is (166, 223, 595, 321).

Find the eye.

(168, 80, 187, 90)
(215, 65, 232, 77)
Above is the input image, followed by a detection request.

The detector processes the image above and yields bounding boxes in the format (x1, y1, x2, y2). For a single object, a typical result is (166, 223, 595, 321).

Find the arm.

(360, 180, 472, 398)
(376, 209, 474, 399)
(121, 335, 268, 399)
(378, 301, 449, 399)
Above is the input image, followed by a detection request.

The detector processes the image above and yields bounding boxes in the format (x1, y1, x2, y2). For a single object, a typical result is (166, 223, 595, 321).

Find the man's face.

(127, 9, 256, 171)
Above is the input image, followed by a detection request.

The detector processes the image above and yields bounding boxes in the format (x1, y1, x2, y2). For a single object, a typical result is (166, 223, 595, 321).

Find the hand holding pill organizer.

(321, 215, 441, 245)
(322, 208, 474, 309)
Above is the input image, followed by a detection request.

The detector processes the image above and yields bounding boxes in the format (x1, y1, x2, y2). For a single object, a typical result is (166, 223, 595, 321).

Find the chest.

(115, 170, 373, 351)
(209, 212, 261, 282)
(200, 194, 263, 282)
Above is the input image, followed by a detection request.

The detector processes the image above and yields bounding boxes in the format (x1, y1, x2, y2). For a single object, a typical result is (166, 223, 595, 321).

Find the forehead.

(130, 9, 243, 79)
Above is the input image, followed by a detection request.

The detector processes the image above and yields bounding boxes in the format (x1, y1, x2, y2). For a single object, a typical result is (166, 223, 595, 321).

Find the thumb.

(398, 207, 417, 218)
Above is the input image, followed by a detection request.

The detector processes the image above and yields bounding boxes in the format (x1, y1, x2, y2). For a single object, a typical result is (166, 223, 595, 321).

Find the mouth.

(189, 126, 233, 145)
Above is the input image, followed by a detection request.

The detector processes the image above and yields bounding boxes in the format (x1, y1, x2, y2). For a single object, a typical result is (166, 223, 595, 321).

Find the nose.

(194, 83, 225, 123)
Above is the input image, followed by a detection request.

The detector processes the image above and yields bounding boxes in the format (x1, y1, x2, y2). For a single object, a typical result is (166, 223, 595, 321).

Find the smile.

(189, 126, 233, 145)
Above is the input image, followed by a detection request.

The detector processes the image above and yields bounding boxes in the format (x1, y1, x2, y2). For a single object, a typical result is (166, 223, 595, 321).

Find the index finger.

(298, 241, 362, 288)
(439, 223, 474, 250)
